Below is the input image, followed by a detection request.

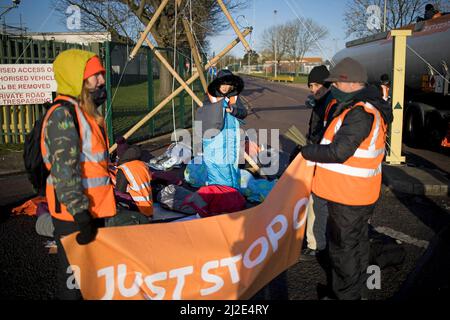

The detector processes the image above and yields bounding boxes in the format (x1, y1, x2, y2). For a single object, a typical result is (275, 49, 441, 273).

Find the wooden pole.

(386, 30, 412, 165)
(129, 0, 170, 60)
(182, 18, 208, 93)
(216, 0, 252, 52)
(143, 36, 203, 107)
(109, 28, 252, 153)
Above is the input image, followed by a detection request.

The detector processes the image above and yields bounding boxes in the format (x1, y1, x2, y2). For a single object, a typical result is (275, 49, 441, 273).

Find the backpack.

(23, 100, 79, 195)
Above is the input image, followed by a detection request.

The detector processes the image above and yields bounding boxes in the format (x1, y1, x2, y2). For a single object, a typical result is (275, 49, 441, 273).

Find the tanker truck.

(333, 14, 450, 149)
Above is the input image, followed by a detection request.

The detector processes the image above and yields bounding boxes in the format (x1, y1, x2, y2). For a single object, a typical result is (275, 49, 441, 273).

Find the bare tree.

(259, 24, 290, 66)
(285, 19, 328, 76)
(52, 0, 246, 98)
(344, 0, 447, 38)
(260, 19, 328, 76)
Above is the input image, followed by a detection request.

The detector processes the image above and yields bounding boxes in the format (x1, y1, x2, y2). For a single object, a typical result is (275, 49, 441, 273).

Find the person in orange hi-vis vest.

(115, 146, 154, 217)
(301, 58, 393, 300)
(41, 49, 116, 299)
(41, 49, 149, 300)
(299, 65, 337, 262)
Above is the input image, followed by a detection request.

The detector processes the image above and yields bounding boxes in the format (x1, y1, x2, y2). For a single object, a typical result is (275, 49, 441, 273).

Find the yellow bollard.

(385, 30, 412, 165)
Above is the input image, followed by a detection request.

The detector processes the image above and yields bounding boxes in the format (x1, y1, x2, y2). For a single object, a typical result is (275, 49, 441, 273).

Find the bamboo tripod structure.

(111, 1, 260, 173)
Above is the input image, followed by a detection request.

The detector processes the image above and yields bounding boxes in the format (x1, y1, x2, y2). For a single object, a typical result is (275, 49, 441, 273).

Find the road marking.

(374, 226, 429, 249)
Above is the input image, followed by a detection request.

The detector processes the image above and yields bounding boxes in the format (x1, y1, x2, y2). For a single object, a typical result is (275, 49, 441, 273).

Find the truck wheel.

(404, 108, 424, 146)
(425, 113, 446, 150)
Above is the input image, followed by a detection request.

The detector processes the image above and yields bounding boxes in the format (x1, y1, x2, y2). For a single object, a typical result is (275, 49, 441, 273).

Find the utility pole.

(274, 10, 278, 78)
(383, 0, 387, 32)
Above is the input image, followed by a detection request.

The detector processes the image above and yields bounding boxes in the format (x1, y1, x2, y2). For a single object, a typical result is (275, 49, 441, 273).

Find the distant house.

(27, 31, 111, 45)
(264, 57, 324, 74)
(26, 32, 154, 85)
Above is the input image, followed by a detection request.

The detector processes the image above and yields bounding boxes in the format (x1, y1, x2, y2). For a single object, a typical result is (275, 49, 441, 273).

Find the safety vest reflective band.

(323, 98, 337, 127)
(312, 101, 387, 206)
(40, 95, 116, 221)
(208, 93, 238, 105)
(118, 160, 153, 217)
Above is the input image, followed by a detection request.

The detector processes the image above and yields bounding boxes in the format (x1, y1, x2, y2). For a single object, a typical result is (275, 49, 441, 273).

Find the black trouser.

(51, 210, 150, 300)
(52, 217, 83, 300)
(327, 200, 376, 300)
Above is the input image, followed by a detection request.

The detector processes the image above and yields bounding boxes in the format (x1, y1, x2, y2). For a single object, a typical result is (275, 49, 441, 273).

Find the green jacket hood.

(53, 49, 97, 97)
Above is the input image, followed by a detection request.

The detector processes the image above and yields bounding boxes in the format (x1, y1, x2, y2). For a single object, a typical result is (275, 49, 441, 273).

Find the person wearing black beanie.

(296, 65, 336, 262)
(307, 65, 330, 88)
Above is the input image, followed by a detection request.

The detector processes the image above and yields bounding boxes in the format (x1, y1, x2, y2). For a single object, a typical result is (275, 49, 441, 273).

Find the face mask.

(90, 85, 107, 107)
(314, 85, 328, 100)
(330, 86, 360, 104)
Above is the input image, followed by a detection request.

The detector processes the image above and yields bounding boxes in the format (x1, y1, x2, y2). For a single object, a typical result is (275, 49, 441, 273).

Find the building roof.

(264, 57, 323, 64)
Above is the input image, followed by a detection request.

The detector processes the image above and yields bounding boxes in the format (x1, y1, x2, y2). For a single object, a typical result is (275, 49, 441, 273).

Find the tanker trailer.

(333, 14, 450, 149)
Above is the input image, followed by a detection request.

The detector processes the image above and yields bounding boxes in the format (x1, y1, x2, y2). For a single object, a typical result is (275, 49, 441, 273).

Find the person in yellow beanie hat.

(41, 49, 114, 299)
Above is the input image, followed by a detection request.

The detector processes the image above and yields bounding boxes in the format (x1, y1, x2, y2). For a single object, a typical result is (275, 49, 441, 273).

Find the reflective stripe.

(75, 105, 94, 161)
(82, 176, 111, 188)
(132, 195, 152, 202)
(334, 118, 342, 134)
(118, 164, 139, 191)
(368, 103, 381, 150)
(43, 154, 50, 164)
(321, 138, 384, 159)
(354, 147, 385, 158)
(140, 181, 151, 190)
(80, 151, 108, 162)
(47, 175, 110, 188)
(316, 162, 382, 178)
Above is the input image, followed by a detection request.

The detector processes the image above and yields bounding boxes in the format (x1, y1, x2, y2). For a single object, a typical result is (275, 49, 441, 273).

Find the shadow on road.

(382, 152, 450, 300)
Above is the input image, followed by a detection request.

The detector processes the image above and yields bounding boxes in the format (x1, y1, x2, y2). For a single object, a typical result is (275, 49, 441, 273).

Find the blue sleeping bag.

(202, 99, 241, 190)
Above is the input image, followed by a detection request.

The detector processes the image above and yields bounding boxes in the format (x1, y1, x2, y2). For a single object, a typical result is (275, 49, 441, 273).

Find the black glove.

(289, 145, 302, 163)
(74, 210, 97, 245)
(305, 95, 315, 108)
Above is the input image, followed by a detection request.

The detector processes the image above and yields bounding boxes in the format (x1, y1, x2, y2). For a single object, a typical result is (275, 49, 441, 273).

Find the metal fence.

(104, 42, 203, 145)
(0, 34, 99, 143)
(0, 35, 203, 146)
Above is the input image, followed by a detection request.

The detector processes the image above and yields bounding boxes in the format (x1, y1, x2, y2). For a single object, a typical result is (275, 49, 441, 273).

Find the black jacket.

(196, 96, 247, 139)
(306, 87, 335, 145)
(301, 85, 393, 164)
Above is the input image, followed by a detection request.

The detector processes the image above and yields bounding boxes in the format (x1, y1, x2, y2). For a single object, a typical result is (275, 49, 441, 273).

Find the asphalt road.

(0, 76, 449, 300)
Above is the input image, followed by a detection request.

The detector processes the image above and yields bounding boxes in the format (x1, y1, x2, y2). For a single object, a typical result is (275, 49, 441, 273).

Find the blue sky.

(1, 0, 349, 60)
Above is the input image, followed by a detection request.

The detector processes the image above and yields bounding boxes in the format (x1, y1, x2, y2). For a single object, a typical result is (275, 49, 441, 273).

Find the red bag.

(187, 185, 246, 218)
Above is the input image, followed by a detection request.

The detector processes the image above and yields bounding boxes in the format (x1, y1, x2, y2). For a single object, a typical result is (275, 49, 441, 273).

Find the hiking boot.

(300, 248, 320, 262)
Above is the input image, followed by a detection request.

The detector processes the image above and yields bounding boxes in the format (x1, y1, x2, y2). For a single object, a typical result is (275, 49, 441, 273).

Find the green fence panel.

(105, 41, 114, 146)
(147, 48, 155, 137)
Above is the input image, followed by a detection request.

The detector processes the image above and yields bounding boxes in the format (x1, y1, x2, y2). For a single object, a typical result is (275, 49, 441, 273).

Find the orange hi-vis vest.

(312, 101, 387, 206)
(118, 160, 153, 216)
(323, 98, 337, 127)
(208, 93, 238, 105)
(40, 95, 116, 222)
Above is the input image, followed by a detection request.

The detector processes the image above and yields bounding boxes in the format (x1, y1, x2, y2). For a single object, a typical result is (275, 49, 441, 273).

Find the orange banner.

(62, 155, 314, 300)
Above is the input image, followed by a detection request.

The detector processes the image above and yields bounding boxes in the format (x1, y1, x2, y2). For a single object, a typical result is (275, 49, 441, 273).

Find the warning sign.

(0, 64, 57, 105)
